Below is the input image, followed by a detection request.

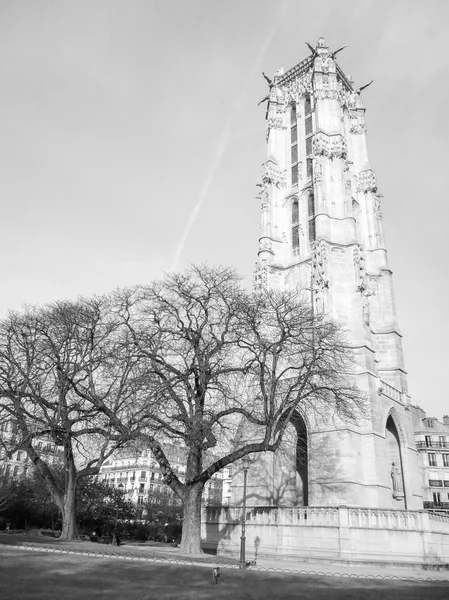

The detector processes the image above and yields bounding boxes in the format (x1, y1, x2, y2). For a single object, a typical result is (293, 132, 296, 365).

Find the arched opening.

(273, 411, 308, 506)
(385, 415, 405, 508)
(292, 412, 308, 506)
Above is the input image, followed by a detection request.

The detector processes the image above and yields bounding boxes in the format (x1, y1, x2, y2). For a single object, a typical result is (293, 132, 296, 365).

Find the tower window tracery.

(290, 104, 299, 186)
(292, 198, 299, 256)
(308, 193, 316, 245)
(304, 95, 313, 179)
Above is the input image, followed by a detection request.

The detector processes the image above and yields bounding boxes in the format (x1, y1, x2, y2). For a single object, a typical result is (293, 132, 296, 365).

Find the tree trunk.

(59, 478, 79, 541)
(179, 483, 204, 554)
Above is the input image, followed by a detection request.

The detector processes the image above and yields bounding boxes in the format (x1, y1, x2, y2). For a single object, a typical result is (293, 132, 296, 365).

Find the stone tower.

(250, 38, 422, 510)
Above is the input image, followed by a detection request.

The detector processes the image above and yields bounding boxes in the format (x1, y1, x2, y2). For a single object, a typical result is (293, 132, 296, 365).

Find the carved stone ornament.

(350, 121, 367, 135)
(339, 89, 364, 110)
(253, 259, 269, 291)
(283, 73, 312, 102)
(353, 244, 375, 324)
(373, 193, 383, 220)
(343, 160, 353, 191)
(362, 289, 375, 325)
(353, 244, 368, 293)
(391, 462, 405, 500)
(314, 73, 339, 100)
(311, 239, 329, 290)
(313, 157, 322, 184)
(262, 161, 287, 188)
(259, 238, 273, 253)
(356, 169, 377, 194)
(266, 115, 287, 141)
(313, 132, 347, 160)
(314, 54, 335, 74)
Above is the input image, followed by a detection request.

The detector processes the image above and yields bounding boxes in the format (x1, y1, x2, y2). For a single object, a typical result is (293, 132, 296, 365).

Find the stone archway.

(273, 411, 309, 506)
(385, 415, 406, 509)
(292, 412, 308, 506)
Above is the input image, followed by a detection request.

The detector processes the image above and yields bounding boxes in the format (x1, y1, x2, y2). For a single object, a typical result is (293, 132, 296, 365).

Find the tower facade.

(252, 38, 422, 510)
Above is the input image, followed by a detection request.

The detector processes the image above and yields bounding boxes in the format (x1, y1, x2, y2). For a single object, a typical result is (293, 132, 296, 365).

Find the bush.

(134, 524, 151, 541)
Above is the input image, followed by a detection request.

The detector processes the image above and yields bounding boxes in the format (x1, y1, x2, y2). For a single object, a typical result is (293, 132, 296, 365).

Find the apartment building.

(411, 407, 449, 511)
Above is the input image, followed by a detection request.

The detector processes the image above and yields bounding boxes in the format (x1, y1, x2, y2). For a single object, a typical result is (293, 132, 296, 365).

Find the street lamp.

(239, 456, 251, 569)
(112, 483, 124, 545)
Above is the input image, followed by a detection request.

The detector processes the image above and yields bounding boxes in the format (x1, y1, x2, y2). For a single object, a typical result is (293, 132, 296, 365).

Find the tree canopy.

(0, 265, 364, 552)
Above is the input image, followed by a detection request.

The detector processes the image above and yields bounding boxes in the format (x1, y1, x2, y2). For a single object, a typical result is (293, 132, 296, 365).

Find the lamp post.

(239, 456, 251, 569)
(112, 482, 124, 545)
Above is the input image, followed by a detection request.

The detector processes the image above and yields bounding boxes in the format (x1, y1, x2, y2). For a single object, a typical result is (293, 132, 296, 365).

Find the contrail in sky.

(170, 1, 289, 271)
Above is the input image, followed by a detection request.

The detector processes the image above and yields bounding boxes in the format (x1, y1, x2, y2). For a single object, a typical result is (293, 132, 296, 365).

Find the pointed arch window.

(308, 193, 315, 245)
(292, 198, 299, 256)
(290, 103, 299, 186)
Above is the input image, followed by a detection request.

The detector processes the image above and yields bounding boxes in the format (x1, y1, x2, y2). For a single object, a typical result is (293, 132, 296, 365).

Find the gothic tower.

(250, 38, 422, 510)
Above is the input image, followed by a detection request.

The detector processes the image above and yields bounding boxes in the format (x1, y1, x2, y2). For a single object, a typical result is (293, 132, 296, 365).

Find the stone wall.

(202, 506, 449, 565)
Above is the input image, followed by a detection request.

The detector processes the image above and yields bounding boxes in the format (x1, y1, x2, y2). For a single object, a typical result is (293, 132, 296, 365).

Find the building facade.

(412, 408, 449, 511)
(245, 37, 422, 510)
(0, 420, 63, 478)
(99, 445, 225, 510)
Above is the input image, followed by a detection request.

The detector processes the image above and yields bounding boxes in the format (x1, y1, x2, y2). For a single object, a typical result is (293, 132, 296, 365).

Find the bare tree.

(86, 265, 364, 554)
(0, 298, 137, 540)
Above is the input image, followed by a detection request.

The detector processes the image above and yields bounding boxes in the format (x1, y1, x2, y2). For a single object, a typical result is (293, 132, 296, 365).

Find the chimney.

(443, 415, 449, 427)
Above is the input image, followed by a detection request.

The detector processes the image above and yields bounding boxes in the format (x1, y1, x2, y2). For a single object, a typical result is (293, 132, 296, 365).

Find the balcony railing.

(429, 480, 449, 488)
(424, 501, 449, 510)
(416, 441, 449, 450)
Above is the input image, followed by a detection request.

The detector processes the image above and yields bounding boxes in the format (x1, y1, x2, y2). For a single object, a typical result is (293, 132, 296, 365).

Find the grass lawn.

(1, 547, 449, 600)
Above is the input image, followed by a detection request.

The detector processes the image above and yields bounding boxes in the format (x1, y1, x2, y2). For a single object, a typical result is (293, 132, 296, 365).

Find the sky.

(0, 0, 447, 417)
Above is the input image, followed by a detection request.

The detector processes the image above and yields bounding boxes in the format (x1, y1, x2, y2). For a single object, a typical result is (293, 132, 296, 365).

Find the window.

(439, 436, 446, 447)
(141, 471, 146, 479)
(17, 451, 21, 461)
(291, 124, 297, 143)
(304, 95, 313, 181)
(425, 435, 432, 448)
(291, 144, 298, 164)
(428, 453, 437, 467)
(290, 104, 299, 186)
(139, 483, 145, 493)
(308, 194, 316, 246)
(305, 137, 313, 156)
(433, 492, 441, 506)
(443, 454, 449, 467)
(292, 199, 299, 256)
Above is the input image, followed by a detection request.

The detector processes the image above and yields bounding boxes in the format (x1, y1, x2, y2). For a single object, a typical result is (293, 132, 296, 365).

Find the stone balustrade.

(379, 380, 402, 402)
(205, 505, 449, 531)
(202, 505, 449, 563)
(429, 511, 449, 534)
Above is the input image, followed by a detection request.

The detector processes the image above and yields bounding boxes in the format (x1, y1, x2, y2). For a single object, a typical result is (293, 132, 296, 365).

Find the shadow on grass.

(1, 548, 449, 600)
